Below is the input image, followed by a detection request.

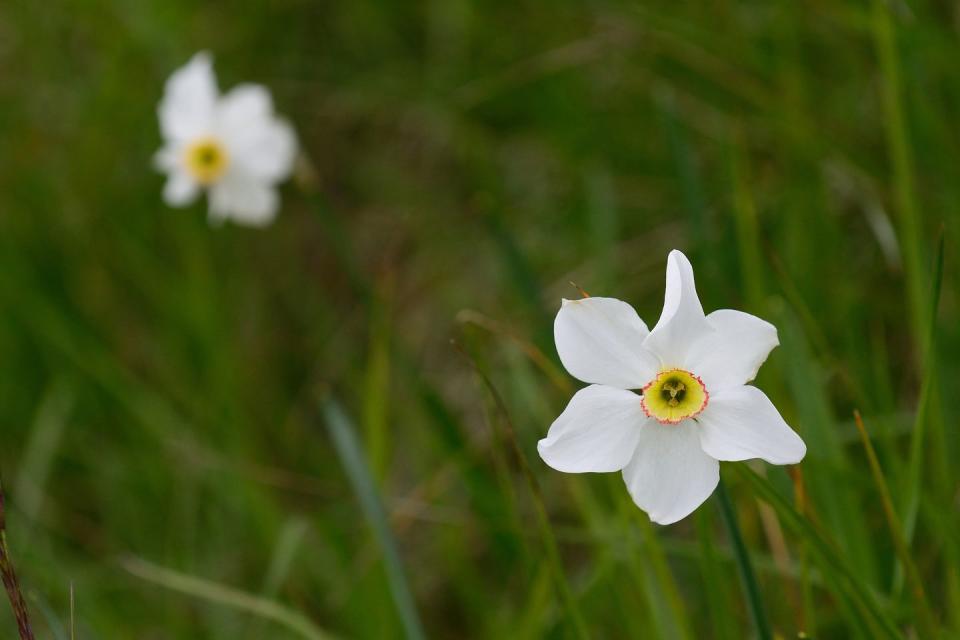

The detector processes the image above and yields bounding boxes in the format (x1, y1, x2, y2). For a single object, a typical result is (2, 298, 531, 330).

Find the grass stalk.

(871, 0, 927, 345)
(735, 465, 900, 638)
(728, 135, 765, 309)
(715, 476, 771, 640)
(630, 509, 693, 640)
(853, 410, 936, 636)
(0, 482, 34, 640)
(900, 232, 945, 567)
(789, 468, 816, 635)
(694, 509, 738, 640)
(463, 349, 590, 639)
(362, 279, 394, 483)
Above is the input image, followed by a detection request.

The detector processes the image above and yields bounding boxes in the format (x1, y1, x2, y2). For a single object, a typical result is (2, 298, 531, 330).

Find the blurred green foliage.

(0, 0, 958, 637)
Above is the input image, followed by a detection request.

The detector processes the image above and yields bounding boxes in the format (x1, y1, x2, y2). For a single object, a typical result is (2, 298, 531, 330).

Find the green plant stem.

(715, 476, 772, 640)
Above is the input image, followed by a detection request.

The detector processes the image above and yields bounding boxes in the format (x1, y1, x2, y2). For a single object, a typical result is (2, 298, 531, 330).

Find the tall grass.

(1, 0, 958, 637)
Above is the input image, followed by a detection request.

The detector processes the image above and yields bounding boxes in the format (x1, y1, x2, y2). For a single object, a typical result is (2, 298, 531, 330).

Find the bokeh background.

(1, 1, 958, 638)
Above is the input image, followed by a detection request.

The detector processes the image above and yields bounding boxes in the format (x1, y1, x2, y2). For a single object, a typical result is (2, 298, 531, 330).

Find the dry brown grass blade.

(0, 481, 34, 640)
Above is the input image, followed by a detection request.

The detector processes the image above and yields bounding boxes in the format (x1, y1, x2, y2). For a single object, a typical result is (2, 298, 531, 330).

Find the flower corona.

(183, 137, 230, 184)
(641, 369, 708, 424)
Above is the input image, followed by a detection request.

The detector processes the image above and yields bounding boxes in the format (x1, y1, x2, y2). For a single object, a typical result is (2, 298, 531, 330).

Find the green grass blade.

(307, 194, 373, 304)
(464, 352, 590, 639)
(122, 556, 335, 640)
(26, 592, 67, 640)
(853, 411, 936, 636)
(694, 509, 738, 640)
(728, 136, 765, 309)
(585, 166, 620, 292)
(14, 381, 74, 525)
(482, 210, 552, 350)
(241, 517, 313, 640)
(658, 90, 708, 250)
(456, 310, 572, 396)
(715, 477, 772, 640)
(898, 230, 945, 592)
(320, 396, 426, 640)
(362, 281, 394, 483)
(629, 509, 693, 640)
(734, 465, 900, 639)
(870, 0, 927, 345)
(261, 518, 311, 599)
(778, 313, 878, 585)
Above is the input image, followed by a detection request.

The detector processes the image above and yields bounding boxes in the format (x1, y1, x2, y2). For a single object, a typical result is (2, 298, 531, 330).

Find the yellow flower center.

(641, 369, 709, 424)
(183, 137, 229, 184)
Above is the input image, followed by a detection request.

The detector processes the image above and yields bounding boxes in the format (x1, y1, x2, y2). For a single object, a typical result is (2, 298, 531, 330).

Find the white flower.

(154, 52, 297, 227)
(538, 250, 806, 525)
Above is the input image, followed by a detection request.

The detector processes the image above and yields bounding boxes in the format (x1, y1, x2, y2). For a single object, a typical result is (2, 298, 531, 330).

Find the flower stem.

(715, 475, 771, 640)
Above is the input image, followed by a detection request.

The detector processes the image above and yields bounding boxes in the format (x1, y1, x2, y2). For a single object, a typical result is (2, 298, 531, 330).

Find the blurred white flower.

(154, 52, 297, 227)
(539, 250, 806, 525)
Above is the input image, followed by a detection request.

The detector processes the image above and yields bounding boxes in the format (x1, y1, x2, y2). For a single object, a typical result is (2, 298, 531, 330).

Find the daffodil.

(154, 52, 297, 226)
(539, 250, 806, 525)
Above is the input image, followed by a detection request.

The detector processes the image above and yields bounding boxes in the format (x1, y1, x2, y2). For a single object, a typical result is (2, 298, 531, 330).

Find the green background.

(1, 0, 957, 637)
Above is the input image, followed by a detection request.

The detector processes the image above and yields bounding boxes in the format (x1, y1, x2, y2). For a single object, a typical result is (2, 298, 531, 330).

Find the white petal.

(249, 119, 297, 181)
(621, 420, 719, 524)
(685, 310, 779, 392)
(208, 172, 279, 227)
(162, 172, 200, 207)
(218, 83, 273, 126)
(698, 385, 806, 465)
(554, 297, 660, 389)
(538, 385, 647, 473)
(158, 52, 218, 142)
(643, 250, 713, 367)
(230, 120, 297, 182)
(153, 144, 181, 172)
(216, 85, 297, 182)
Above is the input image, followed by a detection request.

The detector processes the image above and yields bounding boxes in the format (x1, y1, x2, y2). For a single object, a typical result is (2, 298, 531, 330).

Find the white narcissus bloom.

(538, 249, 806, 525)
(154, 52, 297, 227)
